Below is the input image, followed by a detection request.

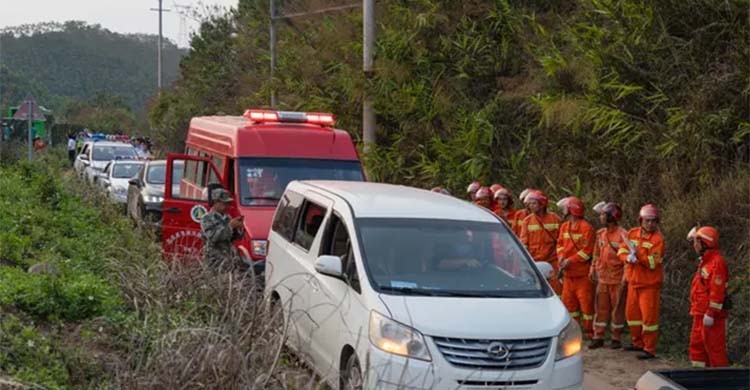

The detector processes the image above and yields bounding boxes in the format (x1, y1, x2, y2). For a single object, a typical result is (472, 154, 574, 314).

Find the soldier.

(201, 188, 244, 271)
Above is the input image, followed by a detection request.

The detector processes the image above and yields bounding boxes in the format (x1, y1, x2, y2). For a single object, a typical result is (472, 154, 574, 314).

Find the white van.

(265, 181, 583, 390)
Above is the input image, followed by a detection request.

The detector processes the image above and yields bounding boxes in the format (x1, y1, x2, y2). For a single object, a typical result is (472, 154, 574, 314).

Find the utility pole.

(362, 0, 376, 148)
(150, 0, 170, 92)
(269, 0, 278, 108)
(27, 100, 32, 162)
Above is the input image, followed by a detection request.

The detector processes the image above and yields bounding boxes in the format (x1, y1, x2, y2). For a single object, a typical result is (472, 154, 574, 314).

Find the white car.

(74, 141, 138, 185)
(265, 181, 583, 390)
(97, 160, 144, 206)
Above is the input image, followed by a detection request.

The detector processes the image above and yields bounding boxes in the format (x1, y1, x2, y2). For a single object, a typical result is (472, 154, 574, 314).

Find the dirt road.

(582, 345, 675, 389)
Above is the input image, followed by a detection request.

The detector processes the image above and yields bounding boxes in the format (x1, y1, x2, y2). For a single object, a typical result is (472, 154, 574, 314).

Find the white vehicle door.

(284, 191, 333, 356)
(307, 206, 369, 380)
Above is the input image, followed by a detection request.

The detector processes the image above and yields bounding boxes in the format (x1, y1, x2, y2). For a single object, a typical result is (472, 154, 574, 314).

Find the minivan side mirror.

(315, 255, 343, 279)
(79, 154, 89, 161)
(535, 261, 554, 279)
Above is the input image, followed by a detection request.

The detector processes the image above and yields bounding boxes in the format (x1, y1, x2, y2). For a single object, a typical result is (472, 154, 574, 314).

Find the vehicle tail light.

(251, 239, 268, 257)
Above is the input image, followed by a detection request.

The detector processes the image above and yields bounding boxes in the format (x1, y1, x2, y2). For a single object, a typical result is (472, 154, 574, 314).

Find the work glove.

(627, 253, 638, 264)
(703, 314, 714, 327)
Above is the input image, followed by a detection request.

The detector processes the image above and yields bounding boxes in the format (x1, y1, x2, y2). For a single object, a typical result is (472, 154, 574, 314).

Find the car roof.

(296, 181, 499, 222)
(91, 141, 133, 148)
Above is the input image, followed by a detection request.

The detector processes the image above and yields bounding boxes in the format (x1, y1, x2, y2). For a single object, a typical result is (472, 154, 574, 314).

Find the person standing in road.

(520, 190, 562, 294)
(618, 204, 664, 360)
(201, 188, 245, 271)
(589, 202, 627, 349)
(556, 196, 596, 339)
(512, 188, 533, 236)
(492, 187, 517, 227)
(687, 226, 729, 367)
(67, 134, 77, 166)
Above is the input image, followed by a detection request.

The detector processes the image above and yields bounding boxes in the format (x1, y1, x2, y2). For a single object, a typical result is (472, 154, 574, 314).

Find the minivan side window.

(321, 213, 360, 293)
(293, 200, 327, 251)
(272, 191, 303, 242)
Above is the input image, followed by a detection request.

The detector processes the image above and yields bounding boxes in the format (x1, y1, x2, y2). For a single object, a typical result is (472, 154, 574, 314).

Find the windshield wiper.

(378, 286, 452, 297)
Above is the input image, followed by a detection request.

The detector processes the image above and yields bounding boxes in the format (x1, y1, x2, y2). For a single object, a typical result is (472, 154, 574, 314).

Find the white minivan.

(265, 181, 583, 390)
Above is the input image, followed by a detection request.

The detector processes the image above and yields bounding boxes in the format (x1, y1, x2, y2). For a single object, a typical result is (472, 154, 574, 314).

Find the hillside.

(150, 0, 749, 365)
(0, 21, 185, 114)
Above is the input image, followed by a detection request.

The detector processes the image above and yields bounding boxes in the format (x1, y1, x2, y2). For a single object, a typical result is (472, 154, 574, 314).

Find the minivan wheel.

(341, 353, 363, 390)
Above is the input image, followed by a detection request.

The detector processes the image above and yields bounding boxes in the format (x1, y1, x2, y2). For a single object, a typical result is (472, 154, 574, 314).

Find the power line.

(150, 0, 171, 92)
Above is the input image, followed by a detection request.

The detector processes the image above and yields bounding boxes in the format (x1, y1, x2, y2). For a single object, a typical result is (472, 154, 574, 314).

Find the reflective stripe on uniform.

(527, 224, 541, 232)
(627, 320, 642, 326)
(617, 248, 629, 256)
(570, 311, 581, 318)
(630, 240, 640, 246)
(709, 302, 723, 310)
(691, 361, 706, 368)
(611, 323, 625, 329)
(562, 233, 571, 239)
(582, 314, 594, 320)
(572, 234, 582, 240)
(544, 223, 559, 230)
(648, 256, 656, 269)
(594, 322, 608, 328)
(643, 324, 659, 332)
(642, 242, 653, 249)
(578, 250, 591, 261)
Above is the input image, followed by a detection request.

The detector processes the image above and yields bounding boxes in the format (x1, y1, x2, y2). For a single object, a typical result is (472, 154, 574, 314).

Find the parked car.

(265, 181, 582, 390)
(74, 141, 138, 185)
(127, 160, 183, 233)
(97, 160, 144, 208)
(636, 368, 749, 390)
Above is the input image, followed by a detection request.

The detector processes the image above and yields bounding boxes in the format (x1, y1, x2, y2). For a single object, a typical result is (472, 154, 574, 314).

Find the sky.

(0, 0, 239, 47)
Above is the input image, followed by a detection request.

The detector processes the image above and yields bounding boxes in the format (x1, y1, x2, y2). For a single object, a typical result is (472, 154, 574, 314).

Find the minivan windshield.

(238, 158, 364, 206)
(357, 218, 548, 298)
(92, 145, 137, 161)
(112, 162, 143, 178)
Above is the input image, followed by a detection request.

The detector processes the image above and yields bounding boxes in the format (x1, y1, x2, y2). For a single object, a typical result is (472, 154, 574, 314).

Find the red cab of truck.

(161, 109, 365, 265)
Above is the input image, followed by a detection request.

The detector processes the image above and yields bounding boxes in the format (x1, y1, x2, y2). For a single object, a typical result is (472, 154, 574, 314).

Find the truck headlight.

(251, 240, 268, 257)
(112, 187, 127, 196)
(555, 319, 582, 360)
(144, 195, 164, 203)
(369, 311, 431, 361)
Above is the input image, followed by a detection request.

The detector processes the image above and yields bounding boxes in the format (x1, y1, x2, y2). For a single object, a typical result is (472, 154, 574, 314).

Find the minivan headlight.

(144, 195, 164, 203)
(555, 319, 582, 360)
(369, 311, 431, 361)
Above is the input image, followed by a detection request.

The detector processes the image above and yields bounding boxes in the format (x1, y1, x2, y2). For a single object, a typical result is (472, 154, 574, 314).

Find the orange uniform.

(511, 209, 527, 236)
(689, 249, 729, 367)
(617, 227, 664, 355)
(557, 219, 596, 336)
(520, 211, 562, 294)
(592, 226, 627, 341)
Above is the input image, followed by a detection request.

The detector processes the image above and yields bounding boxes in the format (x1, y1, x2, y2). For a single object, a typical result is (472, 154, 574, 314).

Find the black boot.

(637, 351, 657, 360)
(609, 340, 622, 349)
(623, 345, 643, 352)
(589, 339, 604, 349)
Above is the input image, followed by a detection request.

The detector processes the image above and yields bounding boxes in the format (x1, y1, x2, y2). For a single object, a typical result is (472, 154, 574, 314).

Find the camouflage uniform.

(200, 189, 243, 271)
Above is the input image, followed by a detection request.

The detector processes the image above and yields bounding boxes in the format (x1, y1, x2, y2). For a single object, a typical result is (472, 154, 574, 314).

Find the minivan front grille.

(432, 336, 551, 370)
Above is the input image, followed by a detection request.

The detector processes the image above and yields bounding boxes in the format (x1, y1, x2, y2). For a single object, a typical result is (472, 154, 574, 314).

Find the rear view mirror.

(315, 255, 343, 278)
(535, 262, 554, 279)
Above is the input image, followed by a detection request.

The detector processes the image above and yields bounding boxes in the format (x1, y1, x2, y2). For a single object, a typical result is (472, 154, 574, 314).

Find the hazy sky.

(0, 0, 239, 47)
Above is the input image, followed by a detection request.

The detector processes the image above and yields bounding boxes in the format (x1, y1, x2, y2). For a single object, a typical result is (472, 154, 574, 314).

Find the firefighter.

(687, 226, 729, 367)
(474, 186, 492, 209)
(512, 188, 533, 236)
(489, 183, 503, 211)
(492, 187, 516, 226)
(556, 197, 596, 338)
(589, 202, 627, 349)
(467, 181, 481, 201)
(520, 190, 562, 294)
(617, 204, 664, 360)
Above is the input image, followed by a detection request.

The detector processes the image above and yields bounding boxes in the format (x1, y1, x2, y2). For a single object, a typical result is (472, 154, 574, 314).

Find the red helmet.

(688, 226, 719, 249)
(431, 186, 451, 196)
(467, 181, 481, 194)
(475, 186, 492, 200)
(519, 188, 533, 203)
(601, 202, 622, 222)
(638, 204, 660, 221)
(558, 196, 584, 217)
(489, 184, 503, 194)
(525, 190, 548, 208)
